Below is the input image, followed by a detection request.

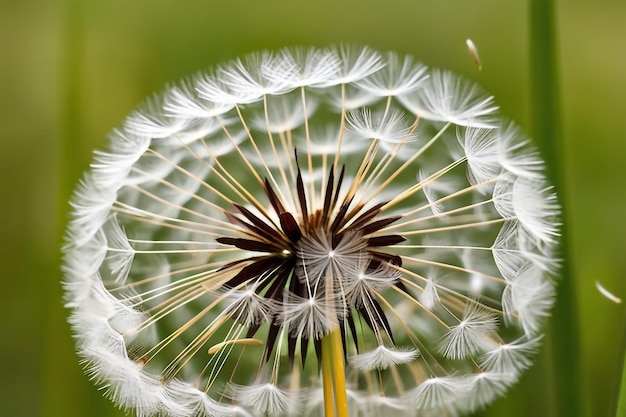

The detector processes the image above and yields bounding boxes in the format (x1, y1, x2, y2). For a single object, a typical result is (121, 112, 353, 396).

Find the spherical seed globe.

(63, 45, 560, 417)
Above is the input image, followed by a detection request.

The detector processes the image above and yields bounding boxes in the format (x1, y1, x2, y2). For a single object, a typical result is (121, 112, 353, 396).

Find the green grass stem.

(529, 1, 586, 416)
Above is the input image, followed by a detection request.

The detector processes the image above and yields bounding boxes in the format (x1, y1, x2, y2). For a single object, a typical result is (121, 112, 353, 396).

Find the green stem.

(618, 364, 626, 417)
(43, 0, 85, 415)
(612, 311, 626, 416)
(529, 1, 585, 417)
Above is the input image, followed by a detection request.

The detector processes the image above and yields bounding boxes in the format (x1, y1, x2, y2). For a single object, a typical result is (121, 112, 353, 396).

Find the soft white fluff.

(399, 70, 499, 128)
(228, 383, 301, 416)
(439, 303, 498, 360)
(356, 52, 427, 96)
(278, 291, 345, 339)
(480, 336, 543, 376)
(403, 376, 468, 412)
(347, 108, 417, 143)
(458, 126, 502, 187)
(348, 345, 419, 370)
(502, 263, 556, 336)
(493, 174, 560, 244)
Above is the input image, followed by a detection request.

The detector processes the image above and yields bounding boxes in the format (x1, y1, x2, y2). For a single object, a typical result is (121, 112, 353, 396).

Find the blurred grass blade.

(43, 0, 86, 414)
(617, 334, 626, 417)
(613, 311, 626, 417)
(46, 0, 128, 416)
(529, 0, 586, 416)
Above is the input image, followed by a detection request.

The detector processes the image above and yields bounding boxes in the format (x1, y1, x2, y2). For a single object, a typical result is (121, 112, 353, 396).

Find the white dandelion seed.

(342, 257, 399, 308)
(497, 121, 545, 179)
(439, 302, 499, 360)
(419, 269, 440, 311)
(462, 372, 514, 412)
(493, 174, 560, 244)
(356, 52, 428, 96)
(399, 69, 499, 128)
(325, 44, 385, 85)
(347, 108, 417, 144)
(466, 39, 482, 71)
(403, 376, 468, 413)
(480, 335, 543, 376)
(279, 292, 345, 339)
(458, 125, 502, 188)
(63, 45, 560, 417)
(228, 383, 302, 416)
(163, 77, 234, 119)
(348, 345, 419, 370)
(218, 51, 294, 98)
(502, 263, 556, 336)
(124, 99, 189, 140)
(595, 281, 622, 304)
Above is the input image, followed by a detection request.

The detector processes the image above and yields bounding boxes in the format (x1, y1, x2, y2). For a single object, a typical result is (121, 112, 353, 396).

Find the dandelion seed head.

(63, 45, 560, 416)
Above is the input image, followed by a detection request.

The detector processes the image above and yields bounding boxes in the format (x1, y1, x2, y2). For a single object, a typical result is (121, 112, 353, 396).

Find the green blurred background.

(2, 0, 625, 416)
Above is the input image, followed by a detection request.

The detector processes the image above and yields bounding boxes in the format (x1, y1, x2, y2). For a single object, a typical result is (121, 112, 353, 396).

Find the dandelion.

(63, 45, 560, 417)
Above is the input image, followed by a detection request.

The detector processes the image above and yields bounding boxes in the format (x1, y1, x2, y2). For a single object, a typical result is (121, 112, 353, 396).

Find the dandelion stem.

(321, 337, 335, 417)
(330, 328, 349, 417)
(321, 328, 349, 417)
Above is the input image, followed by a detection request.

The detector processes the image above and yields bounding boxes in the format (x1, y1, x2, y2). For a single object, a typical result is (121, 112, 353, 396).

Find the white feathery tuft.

(218, 51, 293, 98)
(480, 336, 543, 376)
(67, 173, 118, 247)
(493, 174, 560, 244)
(279, 292, 345, 339)
(458, 126, 502, 187)
(124, 97, 189, 139)
(167, 380, 252, 417)
(399, 69, 499, 128)
(348, 345, 419, 370)
(354, 393, 410, 415)
(502, 263, 556, 336)
(418, 266, 441, 311)
(347, 108, 417, 143)
(497, 121, 545, 179)
(103, 215, 135, 282)
(356, 52, 428, 96)
(462, 372, 514, 412)
(268, 47, 341, 88)
(228, 383, 301, 416)
(324, 44, 385, 85)
(492, 221, 559, 281)
(90, 130, 150, 189)
(403, 376, 468, 412)
(196, 70, 262, 106)
(295, 229, 366, 289)
(439, 302, 498, 359)
(222, 288, 274, 326)
(343, 258, 399, 307)
(162, 77, 234, 118)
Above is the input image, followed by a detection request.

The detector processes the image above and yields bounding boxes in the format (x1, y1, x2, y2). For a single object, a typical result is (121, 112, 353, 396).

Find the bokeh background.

(2, 0, 625, 416)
